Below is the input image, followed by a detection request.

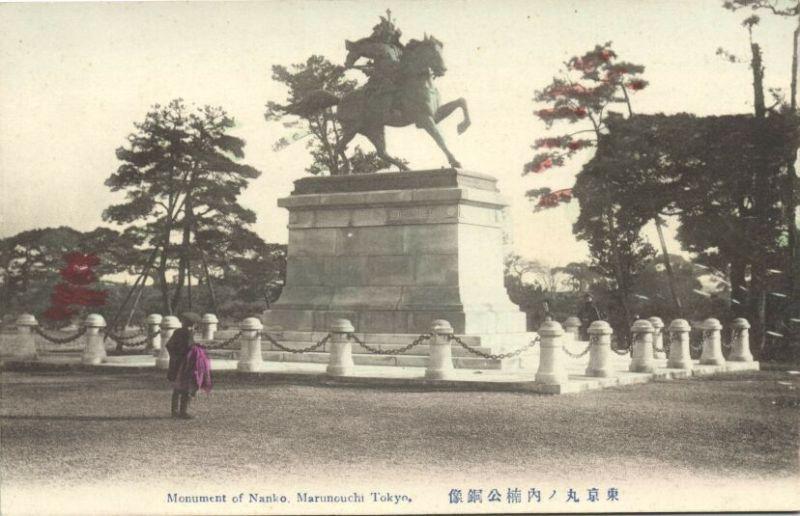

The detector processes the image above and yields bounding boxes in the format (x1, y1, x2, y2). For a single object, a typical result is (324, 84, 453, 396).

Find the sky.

(0, 0, 796, 267)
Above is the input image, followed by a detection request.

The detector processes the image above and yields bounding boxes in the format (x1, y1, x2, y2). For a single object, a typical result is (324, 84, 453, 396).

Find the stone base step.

(207, 331, 538, 359)
(206, 349, 524, 370)
(260, 340, 495, 358)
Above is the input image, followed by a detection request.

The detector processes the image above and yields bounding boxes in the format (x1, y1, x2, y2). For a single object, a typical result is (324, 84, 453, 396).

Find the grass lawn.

(0, 367, 798, 513)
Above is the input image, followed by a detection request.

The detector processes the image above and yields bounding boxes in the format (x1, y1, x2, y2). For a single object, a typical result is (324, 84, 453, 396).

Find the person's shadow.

(0, 415, 170, 421)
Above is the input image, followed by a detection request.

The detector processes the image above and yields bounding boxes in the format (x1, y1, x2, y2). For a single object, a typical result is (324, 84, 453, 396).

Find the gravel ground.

(1, 368, 798, 489)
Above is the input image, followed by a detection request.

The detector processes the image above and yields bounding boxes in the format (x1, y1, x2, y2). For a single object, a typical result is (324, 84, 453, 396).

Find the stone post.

(81, 314, 107, 365)
(585, 320, 613, 377)
(535, 320, 568, 385)
(425, 320, 455, 380)
(201, 313, 218, 341)
(564, 316, 581, 341)
(648, 316, 666, 359)
(629, 319, 655, 373)
(700, 318, 725, 366)
(145, 314, 162, 351)
(327, 319, 355, 377)
(728, 318, 753, 362)
(156, 315, 181, 370)
(666, 319, 692, 369)
(237, 317, 263, 372)
(13, 314, 38, 360)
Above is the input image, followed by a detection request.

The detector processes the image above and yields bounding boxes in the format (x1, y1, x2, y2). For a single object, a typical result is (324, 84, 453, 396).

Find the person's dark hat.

(179, 312, 201, 327)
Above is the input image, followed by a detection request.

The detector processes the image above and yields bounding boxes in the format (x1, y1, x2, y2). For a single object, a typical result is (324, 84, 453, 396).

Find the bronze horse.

(288, 35, 470, 174)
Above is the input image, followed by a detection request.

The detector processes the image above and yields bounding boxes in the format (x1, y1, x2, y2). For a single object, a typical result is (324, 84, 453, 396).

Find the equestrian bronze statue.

(285, 11, 470, 174)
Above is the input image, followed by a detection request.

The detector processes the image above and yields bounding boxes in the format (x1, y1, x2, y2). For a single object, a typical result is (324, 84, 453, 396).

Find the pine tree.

(104, 99, 261, 314)
(265, 55, 396, 175)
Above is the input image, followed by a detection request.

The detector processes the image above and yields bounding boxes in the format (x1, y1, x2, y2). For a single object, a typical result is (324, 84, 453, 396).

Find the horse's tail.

(281, 90, 340, 117)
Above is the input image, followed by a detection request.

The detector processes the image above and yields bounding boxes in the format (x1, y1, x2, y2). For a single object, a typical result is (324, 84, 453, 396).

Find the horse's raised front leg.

(435, 97, 471, 135)
(419, 116, 461, 169)
(363, 126, 410, 171)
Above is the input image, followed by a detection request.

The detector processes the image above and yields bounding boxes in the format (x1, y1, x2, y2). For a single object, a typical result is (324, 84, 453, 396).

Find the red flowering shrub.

(43, 252, 108, 321)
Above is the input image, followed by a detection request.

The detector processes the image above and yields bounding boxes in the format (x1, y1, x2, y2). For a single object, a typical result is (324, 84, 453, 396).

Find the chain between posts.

(204, 330, 244, 350)
(448, 334, 539, 360)
(106, 330, 147, 341)
(105, 331, 149, 347)
(652, 331, 666, 354)
(665, 332, 677, 356)
(562, 335, 592, 359)
(32, 325, 87, 344)
(610, 334, 631, 356)
(347, 332, 431, 354)
(723, 329, 739, 351)
(262, 332, 331, 353)
(690, 330, 708, 353)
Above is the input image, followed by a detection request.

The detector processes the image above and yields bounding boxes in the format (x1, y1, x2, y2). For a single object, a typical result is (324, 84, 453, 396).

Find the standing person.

(166, 312, 212, 419)
(577, 293, 603, 341)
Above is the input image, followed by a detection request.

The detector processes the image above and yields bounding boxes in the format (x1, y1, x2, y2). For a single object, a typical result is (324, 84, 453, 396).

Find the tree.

(579, 112, 798, 356)
(195, 224, 286, 318)
(527, 43, 664, 331)
(265, 55, 394, 175)
(722, 1, 800, 352)
(719, 3, 800, 349)
(104, 99, 262, 315)
(723, 1, 799, 109)
(525, 42, 647, 193)
(630, 255, 729, 322)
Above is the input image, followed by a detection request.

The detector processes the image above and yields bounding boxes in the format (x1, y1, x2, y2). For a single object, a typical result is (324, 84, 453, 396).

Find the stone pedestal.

(146, 314, 162, 351)
(12, 314, 38, 360)
(156, 316, 180, 370)
(667, 319, 692, 370)
(728, 318, 753, 362)
(629, 319, 655, 373)
(585, 320, 613, 377)
(535, 321, 568, 385)
(425, 320, 455, 380)
(700, 318, 725, 366)
(327, 319, 355, 377)
(263, 169, 528, 351)
(564, 316, 581, 341)
(201, 314, 219, 341)
(238, 317, 264, 372)
(81, 314, 107, 365)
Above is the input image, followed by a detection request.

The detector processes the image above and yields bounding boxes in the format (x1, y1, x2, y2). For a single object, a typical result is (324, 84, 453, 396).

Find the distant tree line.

(505, 254, 730, 334)
(0, 226, 286, 326)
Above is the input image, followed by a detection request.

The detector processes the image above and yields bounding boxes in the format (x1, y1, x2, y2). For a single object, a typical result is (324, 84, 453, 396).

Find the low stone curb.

(1, 357, 761, 395)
